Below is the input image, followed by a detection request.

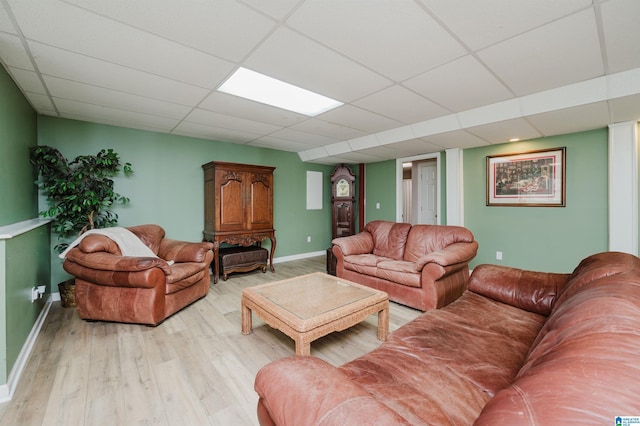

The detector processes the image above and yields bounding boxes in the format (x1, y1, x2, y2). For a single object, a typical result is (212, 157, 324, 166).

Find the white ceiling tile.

(520, 77, 607, 116)
(354, 85, 450, 124)
(350, 145, 398, 162)
(477, 9, 604, 96)
(267, 127, 339, 146)
(466, 118, 542, 144)
(422, 0, 592, 51)
(423, 130, 490, 150)
(600, 0, 640, 73)
(287, 0, 466, 81)
(290, 119, 365, 141)
(457, 99, 522, 128)
(0, 1, 17, 33)
(2, 1, 639, 164)
(527, 102, 611, 136)
(245, 27, 392, 102)
(24, 92, 54, 110)
(8, 68, 45, 94)
(375, 127, 417, 145)
(411, 114, 461, 138)
(54, 98, 179, 132)
(9, 0, 234, 88)
(184, 108, 282, 135)
(609, 94, 640, 123)
(199, 91, 309, 128)
(64, 0, 277, 63)
(29, 42, 209, 106)
(44, 76, 192, 119)
(0, 33, 33, 70)
(333, 151, 387, 163)
(173, 121, 261, 144)
(240, 0, 301, 21)
(306, 156, 355, 165)
(319, 105, 404, 133)
(348, 135, 379, 151)
(324, 141, 351, 156)
(404, 55, 514, 112)
(247, 137, 309, 152)
(608, 68, 640, 100)
(383, 139, 444, 157)
(303, 146, 330, 161)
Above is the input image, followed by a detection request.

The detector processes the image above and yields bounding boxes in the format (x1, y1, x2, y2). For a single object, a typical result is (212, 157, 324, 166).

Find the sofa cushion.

(340, 291, 547, 425)
(365, 220, 411, 260)
(343, 254, 382, 276)
(404, 225, 474, 263)
(376, 260, 421, 288)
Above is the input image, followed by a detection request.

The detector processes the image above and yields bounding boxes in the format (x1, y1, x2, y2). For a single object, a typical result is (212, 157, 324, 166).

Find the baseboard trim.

(272, 250, 325, 264)
(0, 295, 53, 403)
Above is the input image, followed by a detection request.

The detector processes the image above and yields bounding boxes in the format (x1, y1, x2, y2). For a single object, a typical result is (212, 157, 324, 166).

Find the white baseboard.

(0, 295, 53, 403)
(272, 250, 326, 264)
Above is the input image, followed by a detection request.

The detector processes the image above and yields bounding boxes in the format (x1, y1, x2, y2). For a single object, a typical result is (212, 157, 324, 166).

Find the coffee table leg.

(295, 336, 311, 356)
(378, 303, 389, 341)
(241, 302, 252, 335)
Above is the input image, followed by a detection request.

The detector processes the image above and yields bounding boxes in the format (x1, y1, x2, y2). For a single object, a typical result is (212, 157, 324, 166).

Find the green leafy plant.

(30, 145, 133, 252)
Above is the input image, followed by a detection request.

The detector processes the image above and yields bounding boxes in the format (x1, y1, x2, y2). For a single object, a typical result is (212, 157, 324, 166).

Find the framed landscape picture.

(486, 147, 566, 207)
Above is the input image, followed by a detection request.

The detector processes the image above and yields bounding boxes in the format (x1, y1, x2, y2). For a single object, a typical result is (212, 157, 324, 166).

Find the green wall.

(0, 65, 50, 386)
(464, 129, 608, 272)
(362, 129, 610, 273)
(0, 66, 37, 226)
(37, 116, 336, 286)
(364, 160, 397, 221)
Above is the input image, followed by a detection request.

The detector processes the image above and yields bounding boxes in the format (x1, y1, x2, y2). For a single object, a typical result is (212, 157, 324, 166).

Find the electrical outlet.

(307, 236, 311, 243)
(496, 251, 503, 260)
(375, 202, 380, 209)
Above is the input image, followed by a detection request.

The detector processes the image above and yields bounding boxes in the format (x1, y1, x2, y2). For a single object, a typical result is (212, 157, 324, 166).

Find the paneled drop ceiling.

(1, 0, 639, 164)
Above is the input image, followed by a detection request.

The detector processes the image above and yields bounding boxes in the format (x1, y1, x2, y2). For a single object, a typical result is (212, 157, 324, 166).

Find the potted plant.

(30, 145, 133, 307)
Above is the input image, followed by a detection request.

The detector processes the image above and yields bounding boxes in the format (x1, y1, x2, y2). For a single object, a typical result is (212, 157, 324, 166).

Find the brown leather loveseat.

(255, 251, 640, 425)
(62, 224, 214, 326)
(332, 220, 478, 311)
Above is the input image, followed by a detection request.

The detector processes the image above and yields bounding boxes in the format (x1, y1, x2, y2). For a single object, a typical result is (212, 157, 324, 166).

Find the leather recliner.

(62, 224, 214, 326)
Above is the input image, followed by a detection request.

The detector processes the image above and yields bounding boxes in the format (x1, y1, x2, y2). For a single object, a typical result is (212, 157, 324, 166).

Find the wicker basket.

(58, 279, 76, 308)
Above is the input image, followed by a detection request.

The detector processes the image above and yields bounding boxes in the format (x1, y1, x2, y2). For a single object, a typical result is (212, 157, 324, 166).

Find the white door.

(417, 162, 437, 224)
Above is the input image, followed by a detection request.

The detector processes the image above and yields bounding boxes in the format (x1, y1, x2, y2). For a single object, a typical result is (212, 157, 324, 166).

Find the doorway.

(396, 153, 440, 225)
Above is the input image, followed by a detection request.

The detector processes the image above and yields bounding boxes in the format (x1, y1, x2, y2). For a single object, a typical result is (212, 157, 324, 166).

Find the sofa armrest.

(65, 249, 172, 274)
(414, 241, 479, 270)
(468, 264, 570, 315)
(158, 238, 214, 263)
(255, 357, 411, 426)
(332, 232, 374, 256)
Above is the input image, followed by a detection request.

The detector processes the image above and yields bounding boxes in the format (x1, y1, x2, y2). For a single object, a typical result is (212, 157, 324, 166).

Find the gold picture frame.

(486, 147, 566, 207)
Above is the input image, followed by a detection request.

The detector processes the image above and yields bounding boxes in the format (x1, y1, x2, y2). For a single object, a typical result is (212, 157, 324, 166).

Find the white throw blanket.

(59, 227, 158, 259)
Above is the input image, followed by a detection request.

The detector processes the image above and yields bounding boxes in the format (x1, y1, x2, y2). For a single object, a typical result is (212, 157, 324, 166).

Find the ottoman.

(219, 246, 269, 281)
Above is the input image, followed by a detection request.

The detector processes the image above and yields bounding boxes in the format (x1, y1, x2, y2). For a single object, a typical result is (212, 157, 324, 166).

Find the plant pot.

(58, 279, 76, 308)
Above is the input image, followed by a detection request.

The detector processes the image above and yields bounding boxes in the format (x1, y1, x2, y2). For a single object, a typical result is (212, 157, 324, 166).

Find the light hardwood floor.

(0, 256, 421, 426)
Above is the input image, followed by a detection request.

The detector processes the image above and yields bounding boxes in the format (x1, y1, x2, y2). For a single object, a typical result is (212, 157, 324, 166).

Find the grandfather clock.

(327, 164, 356, 275)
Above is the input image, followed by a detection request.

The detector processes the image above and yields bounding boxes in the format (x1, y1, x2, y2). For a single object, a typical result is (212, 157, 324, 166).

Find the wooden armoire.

(202, 161, 276, 283)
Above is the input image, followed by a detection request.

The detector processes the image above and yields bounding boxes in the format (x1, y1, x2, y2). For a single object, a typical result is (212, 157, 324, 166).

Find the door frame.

(396, 152, 441, 224)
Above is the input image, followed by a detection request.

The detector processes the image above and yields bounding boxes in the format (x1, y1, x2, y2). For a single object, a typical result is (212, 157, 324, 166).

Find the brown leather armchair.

(62, 224, 214, 326)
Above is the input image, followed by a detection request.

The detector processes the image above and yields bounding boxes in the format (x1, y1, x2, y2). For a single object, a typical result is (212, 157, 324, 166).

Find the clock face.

(336, 178, 350, 197)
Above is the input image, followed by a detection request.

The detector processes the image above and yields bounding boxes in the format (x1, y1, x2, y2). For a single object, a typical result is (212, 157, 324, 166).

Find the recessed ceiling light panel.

(218, 67, 343, 116)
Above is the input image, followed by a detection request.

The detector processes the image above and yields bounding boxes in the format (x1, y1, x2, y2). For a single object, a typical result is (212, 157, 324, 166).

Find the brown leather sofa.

(62, 224, 214, 326)
(332, 220, 478, 311)
(255, 251, 640, 425)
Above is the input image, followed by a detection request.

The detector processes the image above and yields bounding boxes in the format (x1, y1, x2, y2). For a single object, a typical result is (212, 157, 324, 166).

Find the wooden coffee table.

(241, 272, 389, 356)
